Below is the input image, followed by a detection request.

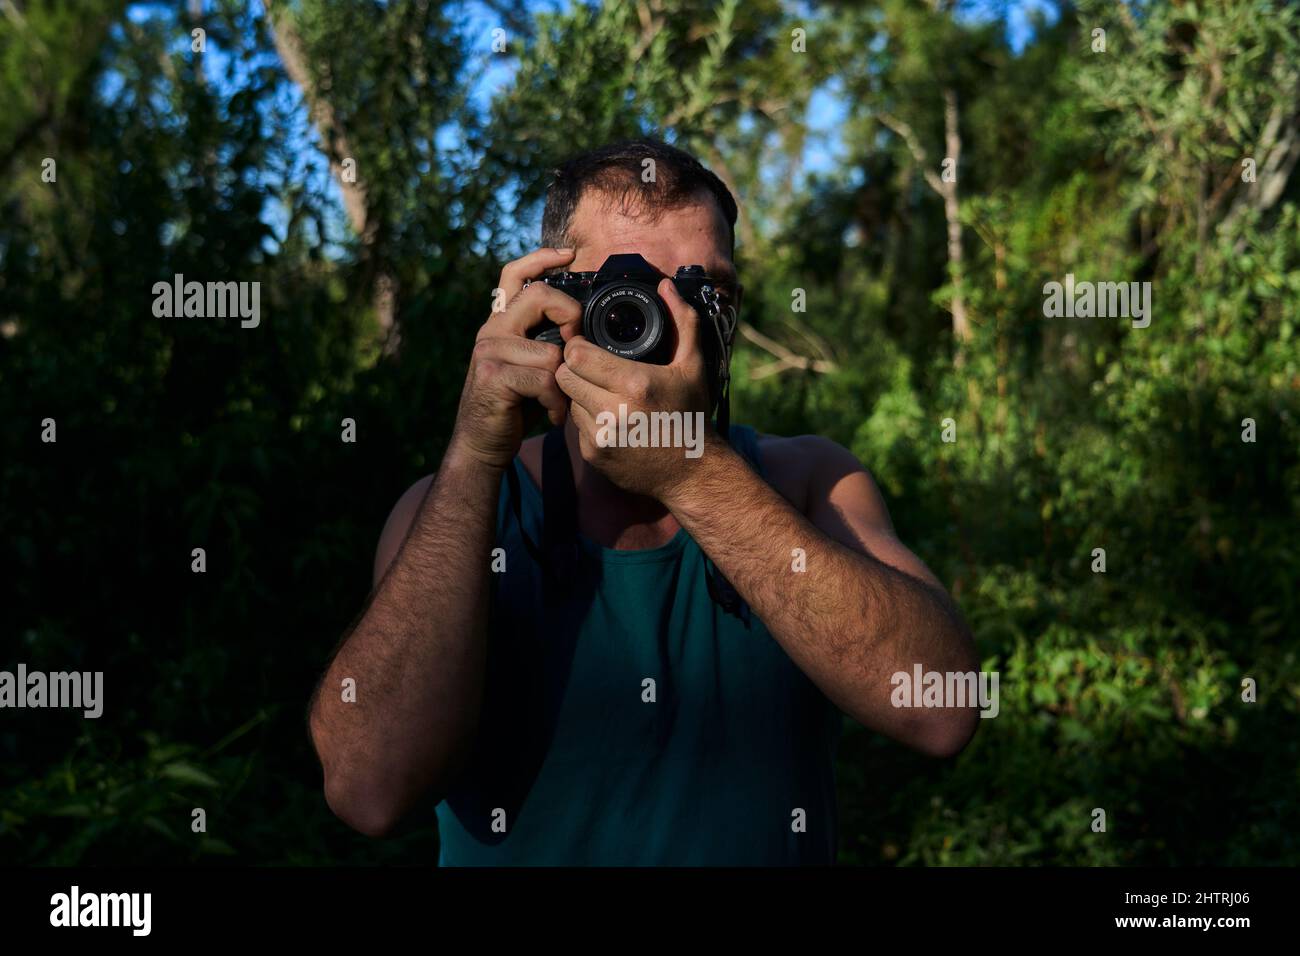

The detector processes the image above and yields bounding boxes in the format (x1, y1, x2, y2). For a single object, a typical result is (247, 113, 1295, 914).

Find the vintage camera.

(526, 254, 731, 395)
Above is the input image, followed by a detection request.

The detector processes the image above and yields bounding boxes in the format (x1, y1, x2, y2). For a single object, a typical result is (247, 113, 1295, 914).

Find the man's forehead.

(568, 189, 736, 282)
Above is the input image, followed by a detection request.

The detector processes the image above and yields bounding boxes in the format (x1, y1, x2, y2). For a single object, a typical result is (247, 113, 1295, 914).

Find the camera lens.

(604, 302, 647, 344)
(585, 283, 667, 361)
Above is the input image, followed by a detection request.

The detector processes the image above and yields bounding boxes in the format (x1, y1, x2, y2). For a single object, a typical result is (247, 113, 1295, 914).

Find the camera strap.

(505, 421, 751, 625)
(692, 299, 750, 623)
(540, 425, 581, 584)
(505, 426, 580, 596)
(699, 385, 750, 625)
(702, 295, 738, 442)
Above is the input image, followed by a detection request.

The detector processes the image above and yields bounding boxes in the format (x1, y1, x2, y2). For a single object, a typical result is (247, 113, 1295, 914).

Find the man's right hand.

(449, 247, 583, 470)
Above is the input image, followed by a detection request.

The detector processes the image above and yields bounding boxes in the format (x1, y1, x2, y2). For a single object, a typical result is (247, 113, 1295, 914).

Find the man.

(308, 139, 979, 865)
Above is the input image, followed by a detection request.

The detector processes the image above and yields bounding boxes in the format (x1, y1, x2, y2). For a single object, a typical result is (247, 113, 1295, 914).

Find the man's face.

(565, 188, 741, 319)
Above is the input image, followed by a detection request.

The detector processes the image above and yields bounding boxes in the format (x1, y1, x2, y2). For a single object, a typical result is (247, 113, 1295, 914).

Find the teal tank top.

(434, 425, 844, 865)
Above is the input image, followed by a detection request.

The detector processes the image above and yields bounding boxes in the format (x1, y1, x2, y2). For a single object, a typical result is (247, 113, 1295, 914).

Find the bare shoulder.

(756, 431, 863, 466)
(373, 473, 436, 587)
(755, 431, 897, 539)
(755, 433, 873, 508)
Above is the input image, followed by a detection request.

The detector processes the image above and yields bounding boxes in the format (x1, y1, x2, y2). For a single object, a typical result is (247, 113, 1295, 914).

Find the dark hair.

(540, 138, 738, 252)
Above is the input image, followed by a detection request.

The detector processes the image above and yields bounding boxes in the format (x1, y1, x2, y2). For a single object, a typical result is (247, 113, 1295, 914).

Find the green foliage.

(2, 0, 1297, 865)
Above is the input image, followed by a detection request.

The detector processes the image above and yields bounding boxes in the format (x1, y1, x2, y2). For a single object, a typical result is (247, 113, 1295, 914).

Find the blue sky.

(119, 0, 1059, 255)
(454, 0, 1060, 244)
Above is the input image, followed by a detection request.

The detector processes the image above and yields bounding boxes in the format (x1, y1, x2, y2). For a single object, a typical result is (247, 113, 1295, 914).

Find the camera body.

(527, 253, 732, 402)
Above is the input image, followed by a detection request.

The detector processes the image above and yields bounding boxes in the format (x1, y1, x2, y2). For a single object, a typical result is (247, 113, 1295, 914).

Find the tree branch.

(738, 321, 837, 379)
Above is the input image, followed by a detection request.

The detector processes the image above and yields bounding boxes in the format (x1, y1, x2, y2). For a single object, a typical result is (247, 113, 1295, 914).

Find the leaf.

(158, 763, 220, 789)
(199, 837, 237, 856)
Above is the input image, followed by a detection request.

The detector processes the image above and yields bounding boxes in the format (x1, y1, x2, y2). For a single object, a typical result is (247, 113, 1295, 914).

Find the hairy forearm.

(663, 435, 977, 752)
(310, 445, 499, 831)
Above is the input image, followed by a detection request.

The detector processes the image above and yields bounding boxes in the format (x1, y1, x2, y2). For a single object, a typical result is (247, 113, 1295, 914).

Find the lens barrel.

(585, 283, 666, 361)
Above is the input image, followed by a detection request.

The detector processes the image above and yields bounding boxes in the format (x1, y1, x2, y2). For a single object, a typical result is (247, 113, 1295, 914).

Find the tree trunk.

(940, 88, 969, 347)
(877, 90, 969, 355)
(264, 0, 399, 351)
